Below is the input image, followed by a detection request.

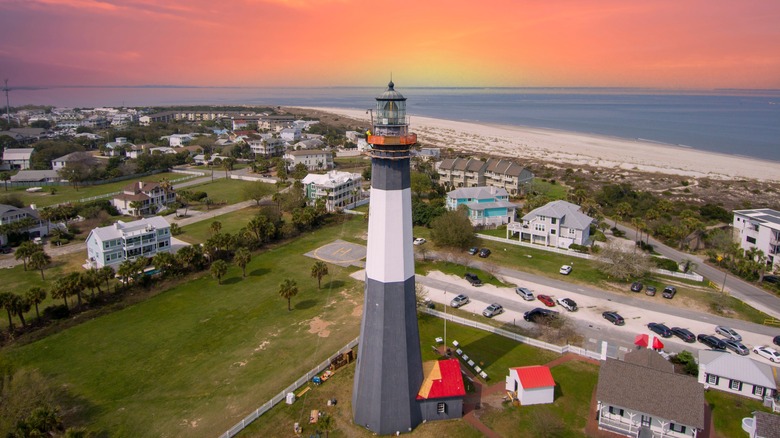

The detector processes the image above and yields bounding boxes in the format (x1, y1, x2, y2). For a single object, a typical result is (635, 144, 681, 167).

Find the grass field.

(4, 172, 184, 207)
(2, 216, 368, 437)
(706, 390, 773, 438)
(176, 207, 262, 244)
(182, 178, 269, 207)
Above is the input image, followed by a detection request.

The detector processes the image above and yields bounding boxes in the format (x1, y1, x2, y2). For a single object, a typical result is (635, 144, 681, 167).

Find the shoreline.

(297, 106, 780, 181)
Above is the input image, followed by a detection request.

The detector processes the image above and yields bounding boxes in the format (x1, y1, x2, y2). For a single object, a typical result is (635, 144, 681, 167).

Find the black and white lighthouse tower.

(352, 82, 423, 435)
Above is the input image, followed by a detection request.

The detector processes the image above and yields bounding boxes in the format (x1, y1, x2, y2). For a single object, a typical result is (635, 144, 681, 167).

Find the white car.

(753, 345, 780, 363)
(556, 297, 578, 312)
(559, 265, 573, 275)
(413, 238, 426, 246)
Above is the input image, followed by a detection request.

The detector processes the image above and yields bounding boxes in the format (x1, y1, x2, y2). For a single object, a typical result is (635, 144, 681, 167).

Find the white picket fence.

(229, 174, 277, 184)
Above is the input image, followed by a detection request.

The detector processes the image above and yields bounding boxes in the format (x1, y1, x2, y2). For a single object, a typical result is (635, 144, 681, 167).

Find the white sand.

(300, 107, 780, 181)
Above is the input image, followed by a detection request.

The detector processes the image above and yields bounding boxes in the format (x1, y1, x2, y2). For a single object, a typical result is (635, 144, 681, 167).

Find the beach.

(303, 107, 780, 182)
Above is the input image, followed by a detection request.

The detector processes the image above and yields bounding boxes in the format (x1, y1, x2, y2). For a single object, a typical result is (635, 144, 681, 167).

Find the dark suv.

(697, 334, 726, 350)
(478, 248, 491, 258)
(647, 323, 672, 338)
(464, 273, 482, 286)
(662, 286, 677, 299)
(671, 327, 696, 343)
(602, 311, 625, 326)
(524, 308, 558, 323)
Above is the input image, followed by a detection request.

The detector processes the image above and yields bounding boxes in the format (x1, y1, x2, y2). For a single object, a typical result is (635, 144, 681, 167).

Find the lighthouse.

(352, 81, 423, 434)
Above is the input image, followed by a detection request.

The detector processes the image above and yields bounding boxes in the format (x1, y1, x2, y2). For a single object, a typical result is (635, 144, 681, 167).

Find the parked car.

(556, 297, 578, 312)
(662, 286, 677, 299)
(523, 307, 559, 323)
(722, 339, 750, 356)
(515, 287, 535, 301)
(647, 323, 672, 338)
(715, 326, 742, 342)
(671, 327, 696, 343)
(559, 265, 573, 275)
(0, 246, 12, 254)
(468, 247, 479, 255)
(450, 294, 470, 308)
(464, 273, 482, 286)
(697, 334, 726, 350)
(413, 237, 426, 246)
(478, 248, 491, 258)
(537, 294, 556, 307)
(774, 335, 780, 347)
(753, 345, 780, 363)
(645, 286, 657, 296)
(602, 311, 625, 326)
(483, 303, 504, 318)
(763, 275, 780, 284)
(630, 282, 643, 292)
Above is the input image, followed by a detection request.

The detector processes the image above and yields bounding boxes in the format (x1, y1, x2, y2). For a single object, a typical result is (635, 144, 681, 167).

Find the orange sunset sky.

(1, 0, 779, 89)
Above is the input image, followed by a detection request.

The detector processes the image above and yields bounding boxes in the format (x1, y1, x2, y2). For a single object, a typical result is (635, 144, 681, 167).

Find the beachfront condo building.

(732, 208, 780, 271)
(301, 170, 363, 212)
(85, 216, 172, 269)
(437, 156, 534, 196)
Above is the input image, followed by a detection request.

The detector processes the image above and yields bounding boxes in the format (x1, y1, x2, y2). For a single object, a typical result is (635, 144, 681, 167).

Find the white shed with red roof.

(505, 365, 555, 405)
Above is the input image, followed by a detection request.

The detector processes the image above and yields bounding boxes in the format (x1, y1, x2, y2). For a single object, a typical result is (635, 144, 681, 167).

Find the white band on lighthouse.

(365, 186, 415, 283)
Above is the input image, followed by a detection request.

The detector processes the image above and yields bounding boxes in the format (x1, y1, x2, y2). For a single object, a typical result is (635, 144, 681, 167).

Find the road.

(613, 222, 780, 319)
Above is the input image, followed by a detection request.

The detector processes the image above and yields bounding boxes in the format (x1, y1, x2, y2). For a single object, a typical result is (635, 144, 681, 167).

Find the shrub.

(636, 241, 654, 252)
(43, 304, 70, 320)
(653, 257, 679, 272)
(611, 228, 625, 238)
(569, 243, 589, 253)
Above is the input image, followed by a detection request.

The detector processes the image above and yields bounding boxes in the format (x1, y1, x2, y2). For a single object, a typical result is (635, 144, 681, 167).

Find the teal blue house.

(446, 186, 517, 226)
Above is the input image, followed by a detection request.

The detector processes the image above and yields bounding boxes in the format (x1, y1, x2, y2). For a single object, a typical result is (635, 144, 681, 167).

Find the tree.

(0, 292, 15, 329)
(430, 209, 476, 249)
(26, 287, 47, 320)
(222, 157, 235, 178)
(246, 214, 275, 245)
(243, 182, 270, 206)
(210, 259, 229, 284)
(29, 250, 52, 280)
(176, 245, 205, 272)
(410, 171, 432, 199)
(9, 294, 30, 327)
(234, 248, 251, 277)
(14, 241, 41, 271)
(318, 414, 336, 438)
(0, 172, 10, 191)
(613, 202, 633, 228)
(278, 278, 299, 311)
(209, 220, 222, 236)
(152, 251, 177, 277)
(50, 279, 70, 309)
(311, 261, 329, 289)
(117, 260, 136, 286)
(595, 241, 652, 281)
(129, 200, 144, 217)
(99, 266, 115, 292)
(60, 272, 85, 308)
(292, 162, 308, 180)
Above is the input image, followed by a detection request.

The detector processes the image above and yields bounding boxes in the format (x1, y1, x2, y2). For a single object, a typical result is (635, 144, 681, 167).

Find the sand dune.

(302, 107, 779, 181)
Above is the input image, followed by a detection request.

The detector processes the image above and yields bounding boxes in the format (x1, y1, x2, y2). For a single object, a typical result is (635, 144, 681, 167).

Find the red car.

(537, 294, 555, 307)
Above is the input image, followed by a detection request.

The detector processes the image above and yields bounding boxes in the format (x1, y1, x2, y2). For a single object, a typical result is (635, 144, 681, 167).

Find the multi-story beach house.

(301, 170, 363, 212)
(248, 137, 285, 158)
(596, 349, 705, 438)
(507, 200, 593, 249)
(112, 181, 176, 217)
(85, 217, 172, 269)
(283, 149, 333, 171)
(483, 158, 534, 196)
(0, 204, 52, 246)
(698, 350, 777, 401)
(732, 208, 780, 271)
(446, 186, 517, 226)
(279, 128, 301, 143)
(437, 157, 486, 188)
(2, 147, 35, 170)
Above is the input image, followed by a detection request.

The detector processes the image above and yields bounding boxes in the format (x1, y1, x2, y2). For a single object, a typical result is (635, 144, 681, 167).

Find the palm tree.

(613, 202, 632, 228)
(29, 250, 52, 280)
(209, 221, 222, 236)
(14, 241, 41, 271)
(99, 266, 115, 292)
(50, 280, 70, 309)
(62, 272, 85, 308)
(319, 414, 336, 438)
(210, 260, 229, 284)
(81, 269, 102, 299)
(117, 260, 136, 286)
(278, 278, 299, 311)
(0, 172, 10, 191)
(152, 251, 176, 277)
(9, 294, 30, 327)
(129, 200, 143, 217)
(234, 248, 251, 277)
(0, 292, 14, 329)
(26, 287, 47, 320)
(311, 261, 329, 289)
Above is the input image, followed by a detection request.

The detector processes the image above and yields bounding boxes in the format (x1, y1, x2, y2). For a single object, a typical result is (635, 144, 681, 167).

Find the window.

(670, 423, 686, 434)
(753, 386, 765, 397)
(551, 218, 557, 224)
(730, 380, 742, 391)
(746, 236, 757, 244)
(534, 224, 545, 232)
(608, 406, 624, 417)
(707, 374, 719, 385)
(641, 415, 651, 427)
(550, 229, 556, 235)
(437, 402, 447, 414)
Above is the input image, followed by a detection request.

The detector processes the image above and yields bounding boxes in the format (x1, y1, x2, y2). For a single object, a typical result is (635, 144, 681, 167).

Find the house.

(51, 151, 92, 171)
(279, 128, 301, 143)
(85, 217, 172, 269)
(0, 204, 52, 245)
(596, 349, 705, 438)
(148, 147, 177, 155)
(698, 350, 777, 400)
(192, 153, 228, 166)
(10, 170, 61, 183)
(248, 138, 285, 158)
(508, 200, 593, 249)
(446, 186, 517, 226)
(416, 359, 465, 422)
(301, 171, 362, 212)
(742, 411, 780, 438)
(2, 147, 35, 169)
(505, 365, 555, 405)
(483, 158, 534, 196)
(733, 209, 780, 271)
(293, 138, 325, 150)
(415, 147, 441, 161)
(104, 137, 133, 157)
(139, 111, 176, 126)
(112, 181, 176, 216)
(166, 134, 193, 147)
(437, 157, 486, 188)
(284, 149, 333, 171)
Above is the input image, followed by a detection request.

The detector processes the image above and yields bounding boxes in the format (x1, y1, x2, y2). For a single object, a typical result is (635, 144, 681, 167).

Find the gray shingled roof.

(596, 357, 705, 429)
(2, 148, 34, 160)
(522, 200, 593, 231)
(755, 411, 780, 438)
(485, 158, 529, 177)
(10, 170, 61, 182)
(623, 348, 674, 373)
(699, 350, 777, 389)
(464, 200, 516, 211)
(448, 186, 509, 200)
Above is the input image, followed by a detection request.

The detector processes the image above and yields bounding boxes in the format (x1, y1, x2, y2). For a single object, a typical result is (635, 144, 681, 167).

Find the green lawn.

(706, 390, 773, 438)
(531, 179, 569, 200)
(177, 207, 262, 244)
(183, 178, 269, 207)
(2, 216, 368, 437)
(416, 259, 513, 288)
(5, 172, 183, 207)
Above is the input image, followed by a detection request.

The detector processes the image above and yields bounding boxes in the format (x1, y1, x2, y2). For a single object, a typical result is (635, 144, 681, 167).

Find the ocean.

(10, 86, 780, 162)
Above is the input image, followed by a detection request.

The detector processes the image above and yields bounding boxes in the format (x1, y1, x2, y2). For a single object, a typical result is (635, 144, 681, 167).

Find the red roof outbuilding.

(417, 359, 466, 400)
(514, 365, 555, 389)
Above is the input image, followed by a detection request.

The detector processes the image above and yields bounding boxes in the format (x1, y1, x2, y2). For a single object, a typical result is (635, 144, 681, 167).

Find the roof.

(523, 200, 594, 231)
(417, 359, 466, 400)
(2, 148, 35, 161)
(10, 170, 60, 182)
(596, 357, 705, 429)
(0, 204, 40, 219)
(114, 193, 150, 202)
(89, 216, 171, 242)
(754, 411, 780, 438)
(465, 200, 517, 211)
(448, 186, 509, 200)
(513, 365, 555, 389)
(699, 350, 777, 389)
(485, 158, 530, 178)
(377, 81, 406, 101)
(286, 149, 329, 157)
(52, 151, 90, 162)
(122, 181, 162, 194)
(437, 157, 486, 172)
(302, 171, 360, 187)
(734, 208, 780, 230)
(623, 348, 674, 372)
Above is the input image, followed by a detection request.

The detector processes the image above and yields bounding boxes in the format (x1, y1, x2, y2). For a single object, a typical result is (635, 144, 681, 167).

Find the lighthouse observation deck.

(368, 81, 416, 160)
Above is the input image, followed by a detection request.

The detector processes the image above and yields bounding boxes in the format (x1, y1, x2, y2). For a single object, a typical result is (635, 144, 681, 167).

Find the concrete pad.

(306, 239, 366, 268)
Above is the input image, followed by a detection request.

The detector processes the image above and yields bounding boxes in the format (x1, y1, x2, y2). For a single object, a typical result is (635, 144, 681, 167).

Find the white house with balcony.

(112, 181, 176, 216)
(733, 208, 780, 271)
(85, 216, 172, 269)
(446, 186, 517, 226)
(301, 170, 362, 212)
(248, 137, 285, 158)
(284, 149, 333, 171)
(0, 204, 53, 246)
(698, 350, 776, 401)
(508, 200, 593, 249)
(279, 128, 301, 143)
